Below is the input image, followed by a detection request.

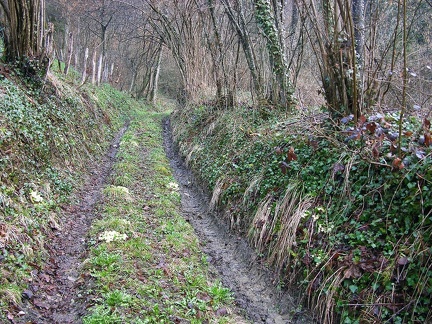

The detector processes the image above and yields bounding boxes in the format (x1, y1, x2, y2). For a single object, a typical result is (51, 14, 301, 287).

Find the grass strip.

(82, 107, 245, 323)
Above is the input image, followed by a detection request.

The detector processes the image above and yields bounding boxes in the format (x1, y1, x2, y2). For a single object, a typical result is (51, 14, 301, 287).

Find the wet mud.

(163, 118, 314, 324)
(15, 122, 130, 324)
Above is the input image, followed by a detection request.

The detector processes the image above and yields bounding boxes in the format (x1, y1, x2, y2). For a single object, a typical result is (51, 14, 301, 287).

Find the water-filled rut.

(163, 118, 314, 324)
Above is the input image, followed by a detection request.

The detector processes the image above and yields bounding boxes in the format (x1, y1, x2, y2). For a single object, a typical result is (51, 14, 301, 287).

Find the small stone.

(22, 289, 33, 300)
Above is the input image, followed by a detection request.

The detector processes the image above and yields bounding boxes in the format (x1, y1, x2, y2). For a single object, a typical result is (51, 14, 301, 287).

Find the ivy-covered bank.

(171, 104, 432, 323)
(0, 69, 133, 318)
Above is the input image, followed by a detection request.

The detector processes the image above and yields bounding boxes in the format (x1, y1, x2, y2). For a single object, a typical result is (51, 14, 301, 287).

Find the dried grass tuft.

(312, 267, 345, 324)
(185, 144, 201, 167)
(243, 174, 263, 205)
(209, 178, 225, 212)
(248, 194, 274, 253)
(269, 184, 314, 273)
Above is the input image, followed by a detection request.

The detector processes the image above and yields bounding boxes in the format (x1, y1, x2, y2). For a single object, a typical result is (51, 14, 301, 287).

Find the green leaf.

(349, 285, 358, 294)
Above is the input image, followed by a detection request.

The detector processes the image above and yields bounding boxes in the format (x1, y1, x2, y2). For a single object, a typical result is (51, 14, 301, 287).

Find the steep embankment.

(0, 70, 132, 321)
(171, 104, 432, 323)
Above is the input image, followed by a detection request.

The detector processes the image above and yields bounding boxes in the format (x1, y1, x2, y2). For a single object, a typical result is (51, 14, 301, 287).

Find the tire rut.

(15, 121, 130, 324)
(163, 118, 315, 324)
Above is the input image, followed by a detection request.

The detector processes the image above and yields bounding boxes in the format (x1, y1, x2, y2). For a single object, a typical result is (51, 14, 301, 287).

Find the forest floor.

(8, 107, 311, 323)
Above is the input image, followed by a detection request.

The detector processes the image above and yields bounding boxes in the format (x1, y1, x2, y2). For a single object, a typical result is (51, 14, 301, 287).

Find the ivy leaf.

(349, 284, 358, 294)
(415, 150, 425, 159)
(341, 115, 353, 124)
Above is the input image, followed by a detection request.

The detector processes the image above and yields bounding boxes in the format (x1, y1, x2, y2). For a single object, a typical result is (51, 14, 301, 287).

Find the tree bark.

(64, 32, 73, 75)
(81, 47, 89, 84)
(6, 0, 46, 62)
(91, 49, 97, 84)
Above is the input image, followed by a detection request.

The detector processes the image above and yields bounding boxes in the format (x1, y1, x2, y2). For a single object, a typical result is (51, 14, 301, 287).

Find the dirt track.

(16, 122, 129, 324)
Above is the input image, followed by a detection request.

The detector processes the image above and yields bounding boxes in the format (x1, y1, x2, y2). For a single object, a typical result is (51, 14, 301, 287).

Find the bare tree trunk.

(6, 0, 47, 65)
(81, 47, 89, 84)
(221, 0, 265, 102)
(254, 0, 295, 108)
(97, 52, 103, 85)
(149, 45, 162, 104)
(64, 32, 73, 75)
(129, 70, 137, 93)
(92, 49, 97, 84)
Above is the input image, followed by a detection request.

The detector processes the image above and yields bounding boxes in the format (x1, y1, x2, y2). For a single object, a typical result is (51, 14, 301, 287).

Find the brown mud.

(163, 118, 315, 324)
(14, 122, 130, 324)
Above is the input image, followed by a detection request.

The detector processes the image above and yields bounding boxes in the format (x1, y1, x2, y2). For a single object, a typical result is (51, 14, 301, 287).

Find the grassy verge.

(82, 106, 244, 323)
(171, 104, 432, 323)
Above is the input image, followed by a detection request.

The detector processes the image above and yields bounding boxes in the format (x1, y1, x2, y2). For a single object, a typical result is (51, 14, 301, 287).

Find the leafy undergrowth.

(82, 107, 245, 323)
(171, 104, 432, 323)
(0, 66, 137, 320)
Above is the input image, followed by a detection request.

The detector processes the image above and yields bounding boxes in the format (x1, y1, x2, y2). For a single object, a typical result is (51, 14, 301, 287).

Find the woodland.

(0, 0, 431, 323)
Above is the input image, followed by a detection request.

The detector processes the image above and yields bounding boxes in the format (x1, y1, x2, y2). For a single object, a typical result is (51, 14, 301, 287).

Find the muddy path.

(16, 122, 130, 324)
(163, 118, 314, 324)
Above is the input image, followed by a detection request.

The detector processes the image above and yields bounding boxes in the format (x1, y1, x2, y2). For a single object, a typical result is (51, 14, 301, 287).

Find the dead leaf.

(424, 118, 431, 131)
(366, 122, 377, 134)
(279, 161, 289, 174)
(33, 299, 50, 310)
(344, 265, 362, 279)
(403, 131, 413, 137)
(358, 115, 367, 126)
(392, 158, 404, 170)
(425, 132, 431, 146)
(287, 147, 297, 161)
(22, 290, 33, 300)
(332, 163, 345, 174)
(372, 144, 380, 159)
(274, 147, 283, 155)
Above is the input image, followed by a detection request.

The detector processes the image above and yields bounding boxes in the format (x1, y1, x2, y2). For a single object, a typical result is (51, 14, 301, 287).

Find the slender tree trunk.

(64, 32, 73, 75)
(91, 49, 97, 84)
(81, 47, 89, 84)
(254, 0, 294, 108)
(149, 45, 162, 104)
(97, 52, 103, 85)
(221, 0, 265, 102)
